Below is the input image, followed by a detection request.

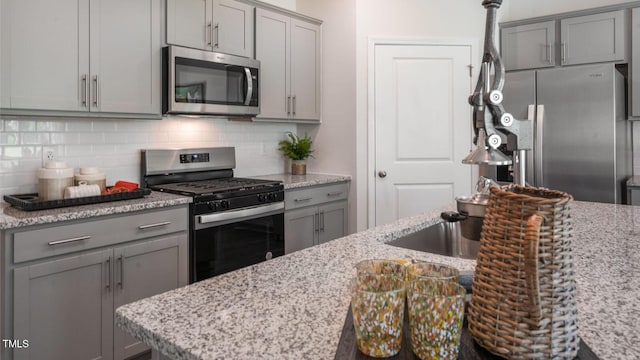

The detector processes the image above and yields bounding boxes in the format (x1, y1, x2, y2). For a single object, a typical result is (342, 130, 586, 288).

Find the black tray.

(335, 306, 599, 360)
(3, 188, 152, 211)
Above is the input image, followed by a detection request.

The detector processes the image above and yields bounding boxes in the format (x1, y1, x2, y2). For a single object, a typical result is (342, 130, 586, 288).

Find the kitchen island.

(115, 201, 640, 360)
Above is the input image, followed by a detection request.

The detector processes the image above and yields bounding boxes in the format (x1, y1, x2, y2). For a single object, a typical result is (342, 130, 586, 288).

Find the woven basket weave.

(467, 185, 579, 359)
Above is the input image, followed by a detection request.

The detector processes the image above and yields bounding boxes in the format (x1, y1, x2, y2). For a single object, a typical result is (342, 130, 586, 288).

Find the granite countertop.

(253, 173, 351, 190)
(0, 191, 191, 230)
(116, 200, 640, 360)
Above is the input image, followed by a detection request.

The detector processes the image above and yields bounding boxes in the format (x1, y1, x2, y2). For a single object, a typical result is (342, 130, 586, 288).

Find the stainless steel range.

(141, 147, 284, 282)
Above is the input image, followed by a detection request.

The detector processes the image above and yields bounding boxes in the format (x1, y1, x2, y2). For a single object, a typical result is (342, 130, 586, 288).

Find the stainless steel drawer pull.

(294, 197, 312, 202)
(138, 221, 171, 230)
(48, 235, 91, 246)
(327, 191, 343, 197)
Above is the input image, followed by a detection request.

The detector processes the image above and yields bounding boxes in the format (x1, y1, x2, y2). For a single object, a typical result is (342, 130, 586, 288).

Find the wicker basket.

(467, 185, 579, 359)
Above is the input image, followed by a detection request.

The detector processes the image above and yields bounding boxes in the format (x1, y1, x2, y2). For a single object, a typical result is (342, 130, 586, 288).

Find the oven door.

(192, 203, 284, 282)
(164, 46, 259, 116)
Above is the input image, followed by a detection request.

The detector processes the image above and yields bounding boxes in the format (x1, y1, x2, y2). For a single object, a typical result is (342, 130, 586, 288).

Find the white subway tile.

(77, 132, 105, 145)
(65, 120, 93, 132)
(0, 133, 20, 145)
(36, 120, 66, 132)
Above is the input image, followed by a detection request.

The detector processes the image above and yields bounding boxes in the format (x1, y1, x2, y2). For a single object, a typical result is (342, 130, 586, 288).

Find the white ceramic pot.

(38, 161, 74, 201)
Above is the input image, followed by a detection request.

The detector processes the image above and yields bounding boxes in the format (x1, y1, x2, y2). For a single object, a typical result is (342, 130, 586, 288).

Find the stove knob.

(267, 193, 277, 201)
(208, 201, 219, 210)
(221, 200, 230, 209)
(258, 194, 266, 202)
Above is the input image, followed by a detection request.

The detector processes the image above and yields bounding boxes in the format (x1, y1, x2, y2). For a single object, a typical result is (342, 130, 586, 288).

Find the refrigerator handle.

(535, 104, 545, 187)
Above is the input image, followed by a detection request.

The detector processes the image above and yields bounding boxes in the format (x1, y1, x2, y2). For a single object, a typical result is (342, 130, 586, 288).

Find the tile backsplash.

(0, 116, 295, 198)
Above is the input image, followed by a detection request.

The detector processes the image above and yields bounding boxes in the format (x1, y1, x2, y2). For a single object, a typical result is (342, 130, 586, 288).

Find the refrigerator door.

(501, 70, 536, 185)
(536, 64, 618, 202)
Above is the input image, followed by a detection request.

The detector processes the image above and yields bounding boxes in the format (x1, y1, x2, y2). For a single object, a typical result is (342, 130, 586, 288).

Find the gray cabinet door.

(166, 0, 213, 50)
(560, 10, 626, 65)
(501, 21, 555, 71)
(284, 206, 317, 254)
(633, 8, 640, 117)
(255, 8, 290, 119)
(290, 19, 321, 121)
(90, 0, 161, 114)
(212, 0, 254, 57)
(0, 0, 89, 111)
(13, 249, 113, 360)
(318, 200, 347, 245)
(113, 233, 188, 360)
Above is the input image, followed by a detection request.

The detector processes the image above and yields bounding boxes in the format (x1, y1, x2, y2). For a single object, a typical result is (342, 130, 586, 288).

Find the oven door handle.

(197, 202, 284, 227)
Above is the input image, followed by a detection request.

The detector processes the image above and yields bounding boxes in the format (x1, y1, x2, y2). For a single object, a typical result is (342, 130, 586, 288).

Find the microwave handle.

(244, 67, 253, 106)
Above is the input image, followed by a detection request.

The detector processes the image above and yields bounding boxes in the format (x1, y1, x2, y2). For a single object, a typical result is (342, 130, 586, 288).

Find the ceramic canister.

(74, 167, 107, 193)
(38, 161, 74, 201)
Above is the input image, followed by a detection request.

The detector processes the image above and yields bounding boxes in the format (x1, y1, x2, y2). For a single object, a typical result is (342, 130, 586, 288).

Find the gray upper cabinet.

(166, 0, 211, 51)
(0, 0, 161, 116)
(166, 0, 253, 57)
(560, 10, 626, 66)
(501, 21, 556, 71)
(632, 8, 640, 118)
(255, 8, 321, 122)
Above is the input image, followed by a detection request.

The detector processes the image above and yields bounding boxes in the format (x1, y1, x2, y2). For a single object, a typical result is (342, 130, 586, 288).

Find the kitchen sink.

(387, 219, 480, 260)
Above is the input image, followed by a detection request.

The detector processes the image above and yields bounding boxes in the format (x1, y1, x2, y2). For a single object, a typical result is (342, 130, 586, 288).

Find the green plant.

(278, 132, 314, 160)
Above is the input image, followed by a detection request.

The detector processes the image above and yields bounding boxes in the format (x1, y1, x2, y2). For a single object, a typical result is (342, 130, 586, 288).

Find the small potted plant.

(278, 132, 313, 175)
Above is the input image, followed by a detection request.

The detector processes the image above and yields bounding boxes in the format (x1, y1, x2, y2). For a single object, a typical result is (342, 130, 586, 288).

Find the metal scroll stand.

(462, 0, 533, 186)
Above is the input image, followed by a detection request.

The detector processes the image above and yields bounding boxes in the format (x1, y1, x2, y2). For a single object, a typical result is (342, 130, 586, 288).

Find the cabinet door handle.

(314, 212, 319, 234)
(138, 221, 171, 230)
(294, 197, 312, 202)
(327, 191, 343, 197)
(81, 75, 88, 107)
(48, 235, 91, 246)
(214, 23, 219, 48)
(546, 44, 552, 64)
(207, 22, 212, 46)
(116, 254, 124, 289)
(287, 95, 291, 115)
(105, 257, 112, 291)
(320, 211, 324, 232)
(561, 42, 566, 64)
(292, 95, 296, 116)
(92, 75, 99, 106)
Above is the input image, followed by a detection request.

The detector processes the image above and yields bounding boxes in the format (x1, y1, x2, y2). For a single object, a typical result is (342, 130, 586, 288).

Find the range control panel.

(180, 153, 210, 163)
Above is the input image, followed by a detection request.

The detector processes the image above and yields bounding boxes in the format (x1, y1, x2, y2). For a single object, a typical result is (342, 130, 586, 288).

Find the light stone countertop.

(252, 173, 351, 190)
(115, 200, 640, 360)
(0, 191, 191, 230)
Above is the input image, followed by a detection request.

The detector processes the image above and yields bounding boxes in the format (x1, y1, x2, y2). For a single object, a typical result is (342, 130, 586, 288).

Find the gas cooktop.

(150, 177, 282, 197)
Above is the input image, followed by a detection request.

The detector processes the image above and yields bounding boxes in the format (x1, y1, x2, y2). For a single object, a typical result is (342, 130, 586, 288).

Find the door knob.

(378, 170, 387, 178)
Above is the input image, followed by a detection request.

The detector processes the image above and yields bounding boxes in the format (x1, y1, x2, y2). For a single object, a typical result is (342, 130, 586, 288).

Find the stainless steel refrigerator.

(486, 63, 631, 204)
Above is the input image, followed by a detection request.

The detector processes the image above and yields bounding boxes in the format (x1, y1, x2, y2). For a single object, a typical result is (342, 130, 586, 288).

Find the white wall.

(505, 0, 632, 21)
(0, 117, 294, 198)
(354, 0, 506, 230)
(260, 0, 295, 11)
(296, 0, 357, 233)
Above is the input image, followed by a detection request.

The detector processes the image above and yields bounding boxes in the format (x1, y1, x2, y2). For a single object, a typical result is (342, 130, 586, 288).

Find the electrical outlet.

(46, 151, 55, 160)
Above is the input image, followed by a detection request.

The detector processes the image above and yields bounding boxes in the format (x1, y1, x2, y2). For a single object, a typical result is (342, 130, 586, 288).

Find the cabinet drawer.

(285, 182, 349, 210)
(13, 207, 187, 263)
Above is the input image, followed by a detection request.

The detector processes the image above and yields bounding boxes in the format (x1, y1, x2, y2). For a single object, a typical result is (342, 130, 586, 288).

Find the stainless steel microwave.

(163, 46, 259, 117)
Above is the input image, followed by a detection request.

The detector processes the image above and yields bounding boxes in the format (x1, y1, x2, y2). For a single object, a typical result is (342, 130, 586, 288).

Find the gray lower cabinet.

(284, 182, 349, 254)
(2, 205, 188, 360)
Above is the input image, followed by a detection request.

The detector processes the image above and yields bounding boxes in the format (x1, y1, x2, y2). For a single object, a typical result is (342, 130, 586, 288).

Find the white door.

(373, 43, 473, 226)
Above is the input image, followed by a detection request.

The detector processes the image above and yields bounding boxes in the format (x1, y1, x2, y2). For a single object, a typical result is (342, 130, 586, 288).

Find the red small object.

(113, 180, 139, 191)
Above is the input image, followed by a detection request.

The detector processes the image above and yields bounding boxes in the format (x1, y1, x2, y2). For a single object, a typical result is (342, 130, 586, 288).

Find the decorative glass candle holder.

(407, 279, 466, 360)
(350, 273, 406, 357)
